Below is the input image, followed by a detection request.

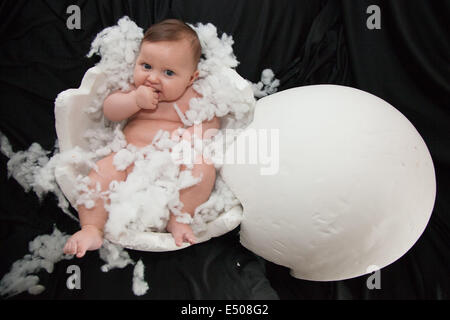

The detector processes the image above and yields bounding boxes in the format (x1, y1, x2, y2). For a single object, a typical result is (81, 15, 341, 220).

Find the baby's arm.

(103, 85, 158, 122)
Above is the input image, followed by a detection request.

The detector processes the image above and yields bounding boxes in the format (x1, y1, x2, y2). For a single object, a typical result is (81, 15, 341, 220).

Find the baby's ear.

(189, 70, 199, 85)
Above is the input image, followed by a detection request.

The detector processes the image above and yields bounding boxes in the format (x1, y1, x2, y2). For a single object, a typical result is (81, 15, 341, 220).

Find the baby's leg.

(64, 153, 129, 258)
(167, 158, 216, 246)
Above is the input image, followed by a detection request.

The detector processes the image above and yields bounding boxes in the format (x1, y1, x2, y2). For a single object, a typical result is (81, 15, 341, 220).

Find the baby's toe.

(185, 233, 196, 245)
(76, 248, 86, 258)
(176, 237, 184, 247)
(63, 242, 69, 254)
(64, 240, 76, 255)
(75, 241, 88, 258)
(172, 233, 183, 247)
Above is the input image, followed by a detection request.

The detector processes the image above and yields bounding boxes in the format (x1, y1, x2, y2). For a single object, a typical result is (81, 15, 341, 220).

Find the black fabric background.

(0, 0, 448, 299)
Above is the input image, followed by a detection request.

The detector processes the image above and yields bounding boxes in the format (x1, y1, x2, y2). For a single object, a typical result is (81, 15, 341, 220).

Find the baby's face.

(134, 39, 199, 102)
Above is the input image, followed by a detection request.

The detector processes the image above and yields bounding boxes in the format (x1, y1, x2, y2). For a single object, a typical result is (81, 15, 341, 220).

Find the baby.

(64, 19, 220, 258)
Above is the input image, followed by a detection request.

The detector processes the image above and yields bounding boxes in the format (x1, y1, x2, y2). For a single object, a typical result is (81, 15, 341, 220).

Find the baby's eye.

(164, 70, 175, 76)
(143, 63, 152, 70)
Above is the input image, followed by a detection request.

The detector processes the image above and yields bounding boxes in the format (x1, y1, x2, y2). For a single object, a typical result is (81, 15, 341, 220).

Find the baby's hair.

(142, 19, 202, 67)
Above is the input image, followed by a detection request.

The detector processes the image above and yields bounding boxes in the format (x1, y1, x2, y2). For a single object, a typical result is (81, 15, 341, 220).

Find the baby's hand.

(135, 85, 158, 110)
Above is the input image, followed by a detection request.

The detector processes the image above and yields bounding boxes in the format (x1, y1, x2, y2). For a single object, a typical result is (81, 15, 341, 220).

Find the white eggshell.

(54, 67, 107, 206)
(221, 85, 436, 281)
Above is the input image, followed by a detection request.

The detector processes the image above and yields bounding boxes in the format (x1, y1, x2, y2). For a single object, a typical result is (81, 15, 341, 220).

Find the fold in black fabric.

(277, 0, 353, 88)
(0, 0, 448, 300)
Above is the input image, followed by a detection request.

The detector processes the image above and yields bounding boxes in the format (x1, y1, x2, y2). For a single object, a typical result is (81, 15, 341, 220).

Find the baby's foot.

(166, 215, 197, 247)
(63, 225, 104, 258)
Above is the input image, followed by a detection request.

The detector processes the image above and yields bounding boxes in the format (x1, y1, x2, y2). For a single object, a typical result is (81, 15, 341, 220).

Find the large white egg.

(221, 85, 436, 281)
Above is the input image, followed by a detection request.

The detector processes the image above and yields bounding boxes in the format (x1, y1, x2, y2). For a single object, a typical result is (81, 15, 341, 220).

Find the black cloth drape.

(1, 0, 449, 300)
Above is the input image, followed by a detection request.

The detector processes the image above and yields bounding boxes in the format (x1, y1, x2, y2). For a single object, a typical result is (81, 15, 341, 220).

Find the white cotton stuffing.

(132, 259, 149, 296)
(99, 240, 135, 272)
(0, 135, 77, 220)
(85, 16, 143, 119)
(74, 175, 108, 210)
(104, 137, 203, 235)
(83, 124, 128, 158)
(0, 132, 14, 158)
(5, 142, 50, 194)
(0, 227, 73, 298)
(185, 22, 254, 126)
(113, 148, 136, 171)
(252, 68, 280, 98)
(56, 146, 98, 177)
(0, 226, 147, 297)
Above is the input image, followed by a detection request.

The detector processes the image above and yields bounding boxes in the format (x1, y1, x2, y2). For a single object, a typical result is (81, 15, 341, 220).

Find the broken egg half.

(221, 85, 436, 281)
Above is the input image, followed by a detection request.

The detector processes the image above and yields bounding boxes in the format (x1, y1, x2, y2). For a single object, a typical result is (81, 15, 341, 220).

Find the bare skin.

(64, 39, 220, 257)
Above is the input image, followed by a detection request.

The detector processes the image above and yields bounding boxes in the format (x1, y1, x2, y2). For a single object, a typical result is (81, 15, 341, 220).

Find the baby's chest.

(157, 89, 197, 119)
(152, 101, 186, 121)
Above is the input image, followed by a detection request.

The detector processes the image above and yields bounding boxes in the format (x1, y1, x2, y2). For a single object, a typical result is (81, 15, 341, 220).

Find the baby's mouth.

(149, 86, 161, 98)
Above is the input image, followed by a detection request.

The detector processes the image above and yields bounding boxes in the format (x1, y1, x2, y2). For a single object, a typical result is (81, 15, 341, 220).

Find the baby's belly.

(123, 119, 183, 147)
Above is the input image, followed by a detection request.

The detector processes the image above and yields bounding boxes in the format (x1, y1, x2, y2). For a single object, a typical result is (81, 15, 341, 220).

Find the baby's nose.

(147, 72, 160, 83)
